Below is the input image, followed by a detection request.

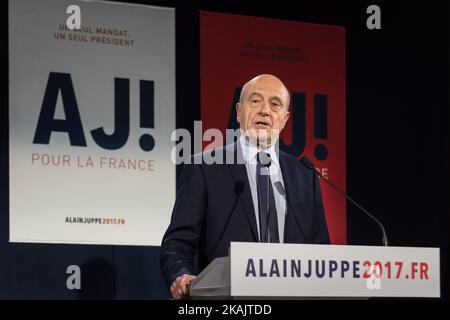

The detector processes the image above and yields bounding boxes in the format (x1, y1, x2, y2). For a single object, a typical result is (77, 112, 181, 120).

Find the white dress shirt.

(239, 135, 287, 243)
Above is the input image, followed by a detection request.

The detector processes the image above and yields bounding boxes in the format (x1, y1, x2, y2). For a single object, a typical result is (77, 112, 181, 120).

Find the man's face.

(236, 76, 290, 148)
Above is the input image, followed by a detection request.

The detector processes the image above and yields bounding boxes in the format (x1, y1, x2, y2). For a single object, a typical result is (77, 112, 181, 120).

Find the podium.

(190, 242, 440, 299)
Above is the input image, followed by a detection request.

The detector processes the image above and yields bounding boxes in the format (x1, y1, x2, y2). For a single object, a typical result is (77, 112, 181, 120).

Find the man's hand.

(170, 274, 197, 300)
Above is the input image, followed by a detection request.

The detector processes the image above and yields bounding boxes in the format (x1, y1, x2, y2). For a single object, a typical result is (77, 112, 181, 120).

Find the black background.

(0, 0, 448, 299)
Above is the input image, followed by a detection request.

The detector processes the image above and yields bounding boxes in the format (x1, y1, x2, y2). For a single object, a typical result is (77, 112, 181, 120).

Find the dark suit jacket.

(160, 142, 330, 288)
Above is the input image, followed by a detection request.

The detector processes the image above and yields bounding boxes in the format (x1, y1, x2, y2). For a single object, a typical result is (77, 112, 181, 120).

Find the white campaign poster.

(9, 0, 175, 245)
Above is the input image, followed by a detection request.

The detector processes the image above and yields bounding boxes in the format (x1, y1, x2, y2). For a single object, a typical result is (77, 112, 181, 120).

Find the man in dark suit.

(160, 74, 330, 299)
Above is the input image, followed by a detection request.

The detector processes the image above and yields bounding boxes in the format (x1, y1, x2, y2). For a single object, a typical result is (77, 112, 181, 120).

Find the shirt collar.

(239, 135, 280, 167)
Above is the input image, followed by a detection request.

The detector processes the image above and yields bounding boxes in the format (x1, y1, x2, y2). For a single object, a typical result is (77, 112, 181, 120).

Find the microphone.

(300, 156, 389, 247)
(257, 152, 272, 243)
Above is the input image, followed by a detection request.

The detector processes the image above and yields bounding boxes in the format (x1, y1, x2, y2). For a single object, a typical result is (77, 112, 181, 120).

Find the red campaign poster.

(200, 11, 346, 244)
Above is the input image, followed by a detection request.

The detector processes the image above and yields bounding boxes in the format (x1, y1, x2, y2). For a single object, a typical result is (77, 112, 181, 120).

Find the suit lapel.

(279, 154, 297, 212)
(279, 153, 307, 242)
(226, 142, 258, 242)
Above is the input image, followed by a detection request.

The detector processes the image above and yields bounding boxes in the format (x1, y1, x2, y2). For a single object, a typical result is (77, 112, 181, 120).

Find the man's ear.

(236, 103, 241, 123)
(281, 111, 290, 129)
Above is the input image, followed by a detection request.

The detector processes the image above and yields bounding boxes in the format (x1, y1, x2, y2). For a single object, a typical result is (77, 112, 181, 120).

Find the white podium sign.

(230, 242, 440, 298)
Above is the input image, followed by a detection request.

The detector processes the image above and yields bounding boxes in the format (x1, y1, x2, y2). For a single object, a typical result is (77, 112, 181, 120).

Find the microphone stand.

(302, 157, 389, 247)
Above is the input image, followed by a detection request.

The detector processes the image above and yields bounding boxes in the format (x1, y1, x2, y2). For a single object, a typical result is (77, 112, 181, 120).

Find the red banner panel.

(200, 11, 346, 244)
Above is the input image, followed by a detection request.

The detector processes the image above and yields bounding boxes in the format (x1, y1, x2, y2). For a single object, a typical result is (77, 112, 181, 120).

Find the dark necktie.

(256, 152, 279, 243)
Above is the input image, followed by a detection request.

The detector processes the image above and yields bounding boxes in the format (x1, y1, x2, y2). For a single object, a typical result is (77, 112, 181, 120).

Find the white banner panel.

(9, 0, 175, 245)
(230, 242, 440, 297)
